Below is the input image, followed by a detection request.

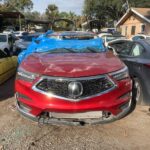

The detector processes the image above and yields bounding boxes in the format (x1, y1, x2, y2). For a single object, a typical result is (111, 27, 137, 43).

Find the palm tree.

(46, 4, 59, 21)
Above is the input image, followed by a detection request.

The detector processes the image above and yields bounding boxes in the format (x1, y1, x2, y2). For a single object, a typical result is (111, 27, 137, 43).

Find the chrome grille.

(33, 75, 116, 101)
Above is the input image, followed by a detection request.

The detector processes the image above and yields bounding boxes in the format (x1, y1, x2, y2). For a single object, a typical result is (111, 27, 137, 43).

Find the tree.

(24, 11, 41, 20)
(59, 11, 69, 19)
(46, 4, 59, 21)
(83, 0, 150, 28)
(2, 0, 33, 11)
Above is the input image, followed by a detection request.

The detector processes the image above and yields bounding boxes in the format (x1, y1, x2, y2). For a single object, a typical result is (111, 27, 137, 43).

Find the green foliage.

(24, 11, 41, 20)
(3, 0, 33, 11)
(46, 4, 59, 21)
(83, 0, 150, 27)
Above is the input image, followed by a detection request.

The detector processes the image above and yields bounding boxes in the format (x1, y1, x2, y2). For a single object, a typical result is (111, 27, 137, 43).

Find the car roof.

(23, 33, 42, 36)
(137, 39, 150, 45)
(50, 31, 96, 36)
(0, 33, 9, 35)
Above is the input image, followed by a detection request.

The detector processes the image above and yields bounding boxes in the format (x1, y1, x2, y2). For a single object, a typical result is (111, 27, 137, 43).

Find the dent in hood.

(21, 52, 125, 77)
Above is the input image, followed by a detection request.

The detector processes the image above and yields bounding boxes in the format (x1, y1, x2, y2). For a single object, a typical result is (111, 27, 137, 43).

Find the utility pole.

(126, 0, 130, 9)
(8, 2, 23, 31)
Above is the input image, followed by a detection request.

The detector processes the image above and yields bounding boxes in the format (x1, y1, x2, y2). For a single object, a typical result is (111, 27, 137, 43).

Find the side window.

(119, 42, 132, 55)
(131, 43, 144, 56)
(110, 41, 133, 55)
(0, 50, 7, 59)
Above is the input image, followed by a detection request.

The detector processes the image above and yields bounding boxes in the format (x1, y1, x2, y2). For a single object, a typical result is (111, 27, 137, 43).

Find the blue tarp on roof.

(18, 38, 105, 64)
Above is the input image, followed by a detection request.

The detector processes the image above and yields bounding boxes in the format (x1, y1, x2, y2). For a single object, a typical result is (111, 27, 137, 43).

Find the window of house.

(141, 24, 145, 33)
(125, 26, 128, 36)
(131, 26, 136, 35)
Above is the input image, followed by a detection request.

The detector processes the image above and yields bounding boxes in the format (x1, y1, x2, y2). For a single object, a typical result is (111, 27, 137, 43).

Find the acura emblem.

(68, 82, 83, 99)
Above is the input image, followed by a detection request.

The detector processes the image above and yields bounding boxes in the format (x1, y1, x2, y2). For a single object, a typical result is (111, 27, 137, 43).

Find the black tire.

(133, 78, 143, 105)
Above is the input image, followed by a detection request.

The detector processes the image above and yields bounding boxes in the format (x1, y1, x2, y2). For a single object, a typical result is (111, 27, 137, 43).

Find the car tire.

(133, 78, 143, 105)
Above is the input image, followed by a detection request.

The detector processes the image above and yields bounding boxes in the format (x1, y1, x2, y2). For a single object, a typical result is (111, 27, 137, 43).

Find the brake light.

(144, 64, 150, 68)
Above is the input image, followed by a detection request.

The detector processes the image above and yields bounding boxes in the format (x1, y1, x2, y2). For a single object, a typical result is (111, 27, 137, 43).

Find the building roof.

(0, 12, 24, 18)
(116, 7, 150, 27)
(25, 19, 52, 24)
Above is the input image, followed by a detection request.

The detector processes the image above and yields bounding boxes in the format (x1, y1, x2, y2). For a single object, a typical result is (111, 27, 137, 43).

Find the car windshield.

(0, 35, 7, 42)
(37, 47, 105, 54)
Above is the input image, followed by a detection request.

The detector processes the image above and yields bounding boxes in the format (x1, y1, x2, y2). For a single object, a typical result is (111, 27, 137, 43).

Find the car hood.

(21, 52, 125, 77)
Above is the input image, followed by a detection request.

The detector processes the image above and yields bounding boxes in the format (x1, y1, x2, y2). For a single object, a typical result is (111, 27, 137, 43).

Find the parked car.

(15, 34, 135, 125)
(3, 26, 15, 34)
(131, 34, 150, 41)
(13, 31, 28, 38)
(0, 33, 16, 55)
(18, 31, 97, 63)
(103, 35, 126, 47)
(108, 39, 150, 105)
(13, 33, 41, 56)
(0, 49, 17, 84)
(98, 33, 112, 40)
(47, 31, 97, 40)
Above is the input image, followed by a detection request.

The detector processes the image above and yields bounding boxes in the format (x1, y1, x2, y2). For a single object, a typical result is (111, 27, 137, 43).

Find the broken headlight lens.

(16, 68, 39, 82)
(109, 66, 129, 81)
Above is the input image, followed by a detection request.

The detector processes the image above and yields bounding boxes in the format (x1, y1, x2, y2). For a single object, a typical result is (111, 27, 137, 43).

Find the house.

(116, 8, 150, 38)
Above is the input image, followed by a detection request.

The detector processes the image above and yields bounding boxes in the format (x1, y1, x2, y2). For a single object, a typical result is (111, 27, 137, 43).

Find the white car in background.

(13, 31, 28, 38)
(98, 33, 112, 40)
(0, 33, 16, 55)
(103, 35, 126, 47)
(131, 34, 150, 41)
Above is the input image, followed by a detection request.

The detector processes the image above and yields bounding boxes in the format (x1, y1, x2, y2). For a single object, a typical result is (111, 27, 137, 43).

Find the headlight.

(16, 68, 39, 82)
(109, 66, 129, 81)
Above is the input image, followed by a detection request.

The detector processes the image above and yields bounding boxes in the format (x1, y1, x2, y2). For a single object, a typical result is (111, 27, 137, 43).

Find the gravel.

(0, 77, 150, 150)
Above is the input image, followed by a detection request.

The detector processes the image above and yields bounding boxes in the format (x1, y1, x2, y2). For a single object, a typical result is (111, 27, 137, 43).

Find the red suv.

(15, 37, 134, 125)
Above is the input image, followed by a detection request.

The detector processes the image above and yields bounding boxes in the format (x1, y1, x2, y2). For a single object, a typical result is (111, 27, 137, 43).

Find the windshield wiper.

(86, 47, 100, 53)
(62, 48, 76, 53)
(37, 48, 76, 54)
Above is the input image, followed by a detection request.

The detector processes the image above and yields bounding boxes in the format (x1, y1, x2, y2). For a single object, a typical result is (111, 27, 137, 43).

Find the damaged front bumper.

(16, 98, 132, 126)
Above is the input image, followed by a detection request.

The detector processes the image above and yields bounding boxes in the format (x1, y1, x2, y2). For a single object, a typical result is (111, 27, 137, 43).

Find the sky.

(32, 0, 84, 15)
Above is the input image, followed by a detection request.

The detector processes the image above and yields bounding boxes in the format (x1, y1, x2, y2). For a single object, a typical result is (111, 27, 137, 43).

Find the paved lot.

(0, 77, 150, 150)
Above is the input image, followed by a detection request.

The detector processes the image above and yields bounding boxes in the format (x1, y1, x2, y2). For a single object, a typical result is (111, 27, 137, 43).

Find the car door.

(119, 42, 145, 77)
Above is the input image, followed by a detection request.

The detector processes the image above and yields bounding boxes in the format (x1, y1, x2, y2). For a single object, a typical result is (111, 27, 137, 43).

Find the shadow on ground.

(0, 76, 15, 101)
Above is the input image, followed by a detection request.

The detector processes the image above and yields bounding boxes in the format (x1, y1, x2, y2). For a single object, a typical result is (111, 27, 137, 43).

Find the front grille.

(34, 76, 115, 100)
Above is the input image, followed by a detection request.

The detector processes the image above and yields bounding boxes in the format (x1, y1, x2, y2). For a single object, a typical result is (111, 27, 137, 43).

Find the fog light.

(18, 101, 31, 112)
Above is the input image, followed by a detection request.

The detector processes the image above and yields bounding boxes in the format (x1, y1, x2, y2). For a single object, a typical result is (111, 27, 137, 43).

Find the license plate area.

(49, 111, 102, 119)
